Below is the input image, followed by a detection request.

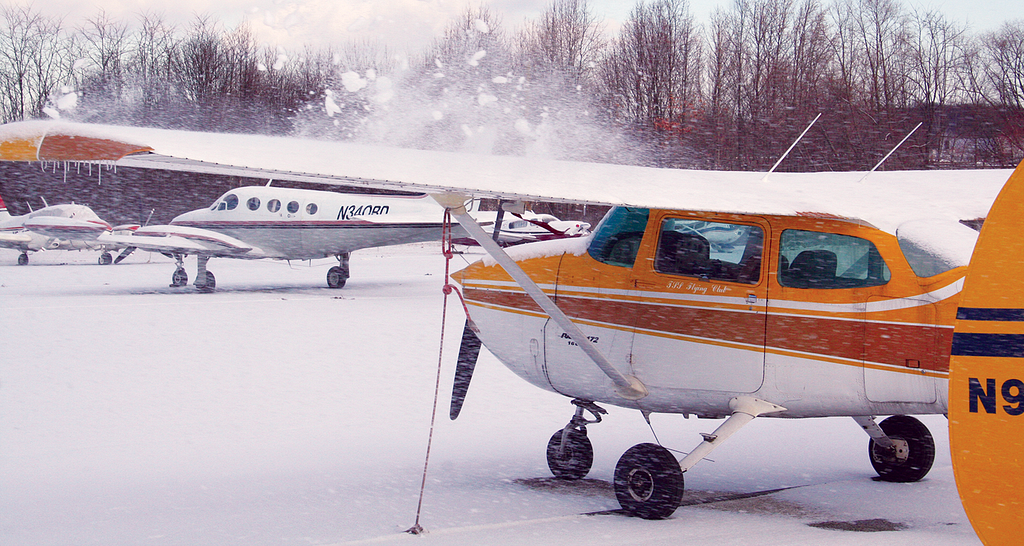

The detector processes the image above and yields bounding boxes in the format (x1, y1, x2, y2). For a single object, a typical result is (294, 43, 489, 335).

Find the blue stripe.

(952, 333, 1024, 357)
(956, 307, 1024, 321)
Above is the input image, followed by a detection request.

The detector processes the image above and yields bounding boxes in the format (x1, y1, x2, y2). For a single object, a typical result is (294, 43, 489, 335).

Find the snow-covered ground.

(1, 244, 981, 546)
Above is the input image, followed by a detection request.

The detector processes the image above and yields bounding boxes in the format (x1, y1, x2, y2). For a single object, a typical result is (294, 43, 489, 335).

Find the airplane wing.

(0, 231, 32, 245)
(22, 216, 111, 240)
(98, 225, 260, 257)
(0, 120, 1011, 237)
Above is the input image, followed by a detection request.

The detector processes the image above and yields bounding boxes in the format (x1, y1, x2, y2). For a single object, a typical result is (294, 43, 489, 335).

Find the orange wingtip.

(0, 124, 153, 161)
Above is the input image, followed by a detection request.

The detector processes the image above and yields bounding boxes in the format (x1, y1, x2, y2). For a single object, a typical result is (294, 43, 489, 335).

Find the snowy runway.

(0, 245, 981, 545)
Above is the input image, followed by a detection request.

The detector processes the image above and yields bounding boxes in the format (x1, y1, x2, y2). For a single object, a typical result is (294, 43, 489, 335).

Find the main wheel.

(614, 443, 684, 519)
(17, 252, 28, 266)
(869, 415, 935, 482)
(197, 271, 216, 292)
(327, 266, 347, 289)
(546, 428, 593, 480)
(170, 268, 188, 287)
(98, 252, 113, 265)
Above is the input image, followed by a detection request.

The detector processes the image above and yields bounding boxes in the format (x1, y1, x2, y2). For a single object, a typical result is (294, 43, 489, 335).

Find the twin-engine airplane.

(100, 185, 452, 290)
(0, 191, 136, 265)
(0, 120, 1019, 545)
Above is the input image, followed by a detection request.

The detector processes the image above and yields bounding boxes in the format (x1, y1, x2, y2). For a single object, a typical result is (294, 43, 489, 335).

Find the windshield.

(587, 207, 650, 267)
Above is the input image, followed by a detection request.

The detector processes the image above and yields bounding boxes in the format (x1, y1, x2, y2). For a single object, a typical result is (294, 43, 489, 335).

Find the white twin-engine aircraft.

(0, 192, 136, 265)
(100, 185, 451, 290)
(1, 121, 1020, 545)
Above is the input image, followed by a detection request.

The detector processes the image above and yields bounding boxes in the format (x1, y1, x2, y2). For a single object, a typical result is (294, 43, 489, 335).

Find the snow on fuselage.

(168, 186, 450, 259)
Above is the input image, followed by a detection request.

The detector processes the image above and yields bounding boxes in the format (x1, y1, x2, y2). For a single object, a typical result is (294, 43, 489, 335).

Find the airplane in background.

(0, 121, 1019, 545)
(0, 192, 137, 265)
(465, 208, 591, 246)
(100, 184, 462, 291)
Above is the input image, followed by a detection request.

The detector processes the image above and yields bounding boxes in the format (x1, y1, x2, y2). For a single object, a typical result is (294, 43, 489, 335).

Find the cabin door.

(629, 214, 770, 394)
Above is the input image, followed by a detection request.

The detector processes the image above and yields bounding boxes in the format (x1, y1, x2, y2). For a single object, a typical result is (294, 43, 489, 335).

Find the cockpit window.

(588, 207, 650, 267)
(778, 229, 890, 289)
(656, 219, 763, 284)
(223, 194, 238, 211)
(247, 197, 261, 211)
(287, 201, 299, 214)
(267, 199, 281, 213)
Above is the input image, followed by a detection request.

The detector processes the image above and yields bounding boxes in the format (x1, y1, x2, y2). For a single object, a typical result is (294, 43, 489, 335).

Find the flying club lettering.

(337, 205, 389, 220)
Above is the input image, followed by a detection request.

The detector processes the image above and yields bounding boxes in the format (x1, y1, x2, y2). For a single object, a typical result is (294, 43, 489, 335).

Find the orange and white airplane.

(0, 191, 136, 265)
(0, 120, 1019, 543)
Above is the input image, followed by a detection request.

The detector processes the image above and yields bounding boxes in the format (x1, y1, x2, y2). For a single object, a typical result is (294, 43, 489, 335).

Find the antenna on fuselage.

(144, 208, 155, 227)
(761, 112, 821, 182)
(40, 196, 48, 208)
(858, 121, 923, 183)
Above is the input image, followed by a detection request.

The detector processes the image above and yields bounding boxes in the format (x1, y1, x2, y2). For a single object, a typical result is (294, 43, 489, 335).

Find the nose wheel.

(546, 399, 606, 480)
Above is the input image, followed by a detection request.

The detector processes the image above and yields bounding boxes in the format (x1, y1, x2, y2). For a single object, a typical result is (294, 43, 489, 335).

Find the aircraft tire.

(327, 266, 347, 289)
(546, 428, 593, 480)
(18, 252, 28, 266)
(613, 443, 684, 519)
(171, 268, 188, 287)
(98, 252, 113, 265)
(197, 271, 216, 293)
(869, 415, 935, 483)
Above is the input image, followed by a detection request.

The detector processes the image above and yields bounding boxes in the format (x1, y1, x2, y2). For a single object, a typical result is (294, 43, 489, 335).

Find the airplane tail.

(949, 159, 1024, 545)
(0, 191, 11, 220)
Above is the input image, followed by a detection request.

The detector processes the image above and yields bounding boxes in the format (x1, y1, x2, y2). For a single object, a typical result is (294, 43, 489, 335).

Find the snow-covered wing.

(22, 216, 111, 240)
(0, 121, 1013, 237)
(99, 225, 259, 257)
(0, 231, 32, 245)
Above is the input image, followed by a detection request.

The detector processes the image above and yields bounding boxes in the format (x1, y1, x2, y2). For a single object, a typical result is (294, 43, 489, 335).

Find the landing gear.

(17, 252, 28, 265)
(613, 443, 685, 520)
(171, 268, 188, 287)
(195, 255, 215, 293)
(98, 251, 113, 265)
(170, 254, 188, 287)
(546, 429, 593, 480)
(327, 252, 350, 288)
(197, 270, 216, 292)
(863, 415, 935, 482)
(546, 399, 606, 480)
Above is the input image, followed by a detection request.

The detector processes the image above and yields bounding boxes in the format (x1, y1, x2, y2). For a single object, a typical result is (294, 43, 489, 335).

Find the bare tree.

(0, 5, 74, 121)
(518, 0, 605, 86)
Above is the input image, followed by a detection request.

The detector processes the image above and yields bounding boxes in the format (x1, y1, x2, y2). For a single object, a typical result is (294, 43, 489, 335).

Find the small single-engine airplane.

(99, 184, 456, 290)
(0, 120, 1019, 544)
(0, 191, 136, 265)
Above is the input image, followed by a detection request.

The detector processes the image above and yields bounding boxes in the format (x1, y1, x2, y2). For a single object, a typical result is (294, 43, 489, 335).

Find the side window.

(588, 207, 650, 267)
(247, 197, 261, 211)
(267, 199, 281, 213)
(655, 219, 763, 284)
(306, 203, 318, 215)
(778, 229, 890, 289)
(287, 201, 300, 214)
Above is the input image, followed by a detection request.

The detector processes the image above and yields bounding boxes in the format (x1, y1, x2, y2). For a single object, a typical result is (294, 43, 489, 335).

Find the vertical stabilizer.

(0, 191, 11, 220)
(949, 160, 1024, 546)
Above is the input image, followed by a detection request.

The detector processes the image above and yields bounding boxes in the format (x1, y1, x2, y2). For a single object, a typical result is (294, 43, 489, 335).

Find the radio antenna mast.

(762, 112, 821, 182)
(858, 122, 923, 183)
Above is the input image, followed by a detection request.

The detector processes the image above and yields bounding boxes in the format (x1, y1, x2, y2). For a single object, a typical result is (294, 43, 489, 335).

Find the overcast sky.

(12, 0, 1024, 53)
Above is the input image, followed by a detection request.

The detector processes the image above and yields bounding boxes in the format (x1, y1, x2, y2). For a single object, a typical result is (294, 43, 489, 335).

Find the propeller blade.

(450, 321, 483, 420)
(114, 246, 136, 264)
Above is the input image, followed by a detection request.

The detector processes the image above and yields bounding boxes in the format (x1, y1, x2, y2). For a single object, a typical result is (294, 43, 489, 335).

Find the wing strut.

(434, 194, 648, 401)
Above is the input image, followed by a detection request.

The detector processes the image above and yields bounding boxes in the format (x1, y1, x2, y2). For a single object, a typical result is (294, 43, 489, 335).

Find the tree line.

(2, 0, 1023, 172)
